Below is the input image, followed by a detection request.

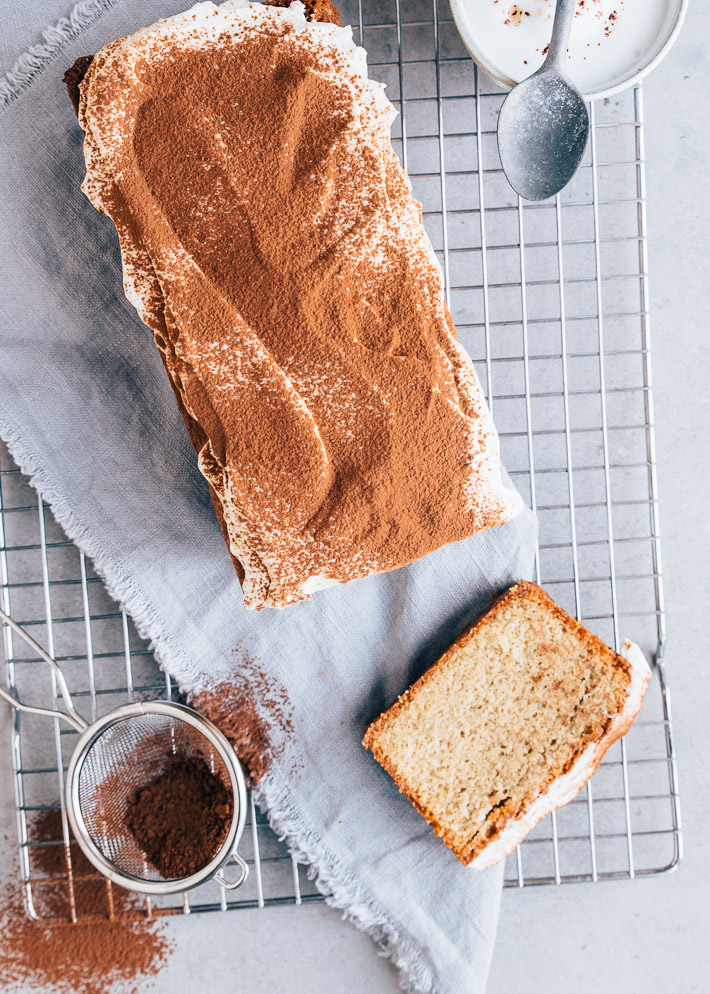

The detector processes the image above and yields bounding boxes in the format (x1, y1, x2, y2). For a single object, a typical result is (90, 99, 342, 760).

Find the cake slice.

(70, 0, 522, 609)
(363, 582, 651, 868)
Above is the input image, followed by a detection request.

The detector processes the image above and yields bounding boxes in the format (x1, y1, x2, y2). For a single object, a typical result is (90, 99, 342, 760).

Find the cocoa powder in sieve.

(125, 753, 233, 878)
(0, 809, 173, 994)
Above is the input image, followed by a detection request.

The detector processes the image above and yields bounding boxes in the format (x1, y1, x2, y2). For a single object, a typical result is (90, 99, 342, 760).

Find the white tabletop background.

(0, 2, 708, 991)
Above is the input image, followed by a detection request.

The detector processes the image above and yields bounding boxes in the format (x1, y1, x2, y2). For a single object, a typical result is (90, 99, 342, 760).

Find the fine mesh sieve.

(67, 701, 249, 893)
(0, 607, 249, 895)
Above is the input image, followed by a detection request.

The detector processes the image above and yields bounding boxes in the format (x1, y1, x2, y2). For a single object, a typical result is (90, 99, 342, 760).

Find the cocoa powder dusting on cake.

(190, 658, 294, 784)
(0, 810, 173, 994)
(76, 3, 521, 608)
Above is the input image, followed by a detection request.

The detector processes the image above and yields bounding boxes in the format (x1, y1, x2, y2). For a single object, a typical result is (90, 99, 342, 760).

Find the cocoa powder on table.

(0, 672, 275, 992)
(0, 809, 173, 994)
(125, 753, 233, 878)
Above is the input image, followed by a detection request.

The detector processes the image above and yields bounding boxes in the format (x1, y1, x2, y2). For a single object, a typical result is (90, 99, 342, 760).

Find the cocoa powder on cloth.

(0, 0, 538, 989)
(0, 810, 173, 994)
(125, 753, 233, 878)
(189, 656, 294, 784)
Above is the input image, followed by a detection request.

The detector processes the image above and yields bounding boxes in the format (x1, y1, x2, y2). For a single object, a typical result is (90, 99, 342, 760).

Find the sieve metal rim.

(65, 700, 249, 896)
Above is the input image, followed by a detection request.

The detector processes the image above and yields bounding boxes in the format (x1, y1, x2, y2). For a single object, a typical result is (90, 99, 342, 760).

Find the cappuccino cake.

(72, 0, 522, 609)
(364, 583, 651, 867)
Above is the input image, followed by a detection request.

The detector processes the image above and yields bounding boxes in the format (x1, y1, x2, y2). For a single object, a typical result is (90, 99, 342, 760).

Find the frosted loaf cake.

(74, 0, 523, 608)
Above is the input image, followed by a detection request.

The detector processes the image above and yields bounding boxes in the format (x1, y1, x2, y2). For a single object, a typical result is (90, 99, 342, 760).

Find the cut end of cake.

(262, 0, 341, 24)
(63, 54, 94, 114)
(363, 582, 651, 868)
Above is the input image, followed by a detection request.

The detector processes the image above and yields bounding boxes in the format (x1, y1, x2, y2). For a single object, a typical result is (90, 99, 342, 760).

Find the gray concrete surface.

(487, 11, 710, 993)
(1, 2, 708, 992)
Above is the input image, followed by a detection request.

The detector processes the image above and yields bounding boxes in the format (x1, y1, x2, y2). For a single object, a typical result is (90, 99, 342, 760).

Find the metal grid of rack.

(0, 0, 681, 921)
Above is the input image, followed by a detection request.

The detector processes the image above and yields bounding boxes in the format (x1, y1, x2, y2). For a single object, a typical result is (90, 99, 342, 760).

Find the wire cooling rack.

(0, 0, 682, 920)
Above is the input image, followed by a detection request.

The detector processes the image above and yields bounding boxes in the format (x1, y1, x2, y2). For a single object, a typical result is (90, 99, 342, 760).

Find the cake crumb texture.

(263, 0, 341, 24)
(363, 582, 650, 866)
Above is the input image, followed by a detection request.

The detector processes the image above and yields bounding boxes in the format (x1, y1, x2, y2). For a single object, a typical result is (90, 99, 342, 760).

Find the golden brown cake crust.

(63, 54, 94, 113)
(363, 581, 636, 865)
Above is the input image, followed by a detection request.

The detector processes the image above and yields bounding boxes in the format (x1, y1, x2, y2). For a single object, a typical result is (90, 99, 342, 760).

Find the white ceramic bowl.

(449, 0, 688, 101)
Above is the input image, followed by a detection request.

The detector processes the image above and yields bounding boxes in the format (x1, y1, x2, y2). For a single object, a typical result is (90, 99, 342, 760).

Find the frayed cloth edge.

(255, 777, 440, 994)
(0, 415, 443, 993)
(0, 0, 117, 109)
(0, 414, 204, 692)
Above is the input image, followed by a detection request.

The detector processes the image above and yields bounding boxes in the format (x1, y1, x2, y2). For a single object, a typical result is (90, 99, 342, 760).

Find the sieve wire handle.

(214, 851, 249, 891)
(0, 607, 88, 733)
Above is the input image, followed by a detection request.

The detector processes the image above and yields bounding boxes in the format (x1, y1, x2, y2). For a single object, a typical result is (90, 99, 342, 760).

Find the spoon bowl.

(497, 0, 590, 202)
(497, 67, 589, 202)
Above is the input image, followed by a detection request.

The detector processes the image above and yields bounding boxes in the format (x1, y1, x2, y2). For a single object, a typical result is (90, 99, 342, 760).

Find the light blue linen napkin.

(0, 2, 537, 989)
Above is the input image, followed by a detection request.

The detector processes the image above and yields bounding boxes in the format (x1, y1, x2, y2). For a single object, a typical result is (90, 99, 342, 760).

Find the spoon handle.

(544, 0, 577, 72)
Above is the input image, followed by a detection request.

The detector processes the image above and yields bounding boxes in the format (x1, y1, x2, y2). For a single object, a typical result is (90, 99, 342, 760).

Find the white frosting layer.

(469, 639, 651, 870)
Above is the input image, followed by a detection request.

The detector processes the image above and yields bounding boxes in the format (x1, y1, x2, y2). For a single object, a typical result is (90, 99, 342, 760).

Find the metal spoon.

(497, 0, 589, 202)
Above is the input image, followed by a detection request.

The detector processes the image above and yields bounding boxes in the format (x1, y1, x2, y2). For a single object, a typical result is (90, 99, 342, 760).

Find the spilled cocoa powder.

(0, 808, 173, 994)
(125, 753, 233, 878)
(189, 657, 294, 784)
